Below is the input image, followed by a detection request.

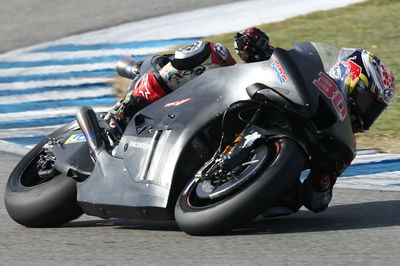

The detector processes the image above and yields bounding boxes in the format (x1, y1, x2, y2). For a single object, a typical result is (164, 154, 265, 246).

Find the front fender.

(250, 125, 310, 158)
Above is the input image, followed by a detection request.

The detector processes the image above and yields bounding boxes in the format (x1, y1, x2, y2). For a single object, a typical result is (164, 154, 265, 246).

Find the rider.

(105, 40, 236, 135)
(233, 27, 396, 214)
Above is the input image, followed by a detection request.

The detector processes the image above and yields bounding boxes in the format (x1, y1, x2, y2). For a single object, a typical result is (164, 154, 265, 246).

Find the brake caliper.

(220, 131, 262, 171)
(37, 151, 57, 180)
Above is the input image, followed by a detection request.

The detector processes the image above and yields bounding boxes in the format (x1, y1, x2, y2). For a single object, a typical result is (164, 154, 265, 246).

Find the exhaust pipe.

(76, 106, 104, 157)
(116, 56, 140, 79)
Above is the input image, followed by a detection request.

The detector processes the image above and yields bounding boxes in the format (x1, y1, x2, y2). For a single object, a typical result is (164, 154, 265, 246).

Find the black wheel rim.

(185, 141, 280, 208)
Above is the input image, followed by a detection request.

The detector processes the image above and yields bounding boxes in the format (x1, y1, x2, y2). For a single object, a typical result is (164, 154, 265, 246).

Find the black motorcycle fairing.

(271, 47, 320, 117)
(77, 150, 172, 216)
(76, 42, 356, 218)
(288, 42, 356, 161)
(77, 60, 288, 212)
(315, 113, 355, 162)
(76, 65, 244, 212)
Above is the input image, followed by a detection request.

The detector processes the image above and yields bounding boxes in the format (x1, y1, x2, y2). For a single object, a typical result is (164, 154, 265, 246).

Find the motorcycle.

(4, 42, 356, 235)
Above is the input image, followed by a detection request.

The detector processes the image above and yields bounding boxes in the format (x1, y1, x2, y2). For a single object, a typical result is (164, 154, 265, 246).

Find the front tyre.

(4, 138, 83, 227)
(174, 138, 306, 235)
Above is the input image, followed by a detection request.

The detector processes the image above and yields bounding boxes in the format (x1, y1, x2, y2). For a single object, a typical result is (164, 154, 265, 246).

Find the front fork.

(197, 107, 264, 179)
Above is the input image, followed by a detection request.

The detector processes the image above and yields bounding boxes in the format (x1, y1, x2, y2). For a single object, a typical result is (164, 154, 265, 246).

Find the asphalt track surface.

(1, 1, 400, 265)
(1, 151, 400, 265)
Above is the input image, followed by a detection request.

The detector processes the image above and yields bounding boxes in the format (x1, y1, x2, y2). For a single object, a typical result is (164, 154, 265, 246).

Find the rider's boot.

(301, 171, 336, 213)
(103, 94, 151, 143)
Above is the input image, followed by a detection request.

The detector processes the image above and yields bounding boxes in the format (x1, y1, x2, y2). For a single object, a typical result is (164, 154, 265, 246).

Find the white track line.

(0, 63, 115, 77)
(0, 125, 61, 138)
(0, 46, 179, 62)
(0, 77, 113, 91)
(0, 106, 110, 122)
(0, 87, 112, 104)
(336, 172, 400, 191)
(352, 153, 400, 164)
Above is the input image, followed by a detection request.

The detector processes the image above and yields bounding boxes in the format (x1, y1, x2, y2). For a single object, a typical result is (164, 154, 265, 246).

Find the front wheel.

(174, 138, 306, 235)
(4, 138, 83, 227)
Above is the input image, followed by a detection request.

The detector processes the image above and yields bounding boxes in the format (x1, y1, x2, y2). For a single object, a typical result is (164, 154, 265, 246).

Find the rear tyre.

(175, 138, 306, 235)
(4, 139, 83, 227)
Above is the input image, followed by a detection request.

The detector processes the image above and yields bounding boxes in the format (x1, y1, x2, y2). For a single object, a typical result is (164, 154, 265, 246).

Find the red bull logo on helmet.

(340, 56, 361, 81)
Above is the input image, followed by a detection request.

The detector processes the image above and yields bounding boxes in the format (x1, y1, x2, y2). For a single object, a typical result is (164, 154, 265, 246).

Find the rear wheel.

(174, 137, 306, 235)
(4, 138, 83, 227)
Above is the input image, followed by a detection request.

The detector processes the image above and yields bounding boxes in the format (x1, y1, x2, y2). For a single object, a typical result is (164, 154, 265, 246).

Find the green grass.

(113, 0, 400, 152)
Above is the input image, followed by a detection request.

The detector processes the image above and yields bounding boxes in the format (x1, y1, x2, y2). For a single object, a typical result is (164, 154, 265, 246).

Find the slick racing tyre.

(175, 138, 306, 235)
(4, 138, 83, 227)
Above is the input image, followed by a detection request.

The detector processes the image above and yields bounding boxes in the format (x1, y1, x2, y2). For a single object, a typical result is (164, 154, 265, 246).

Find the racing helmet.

(338, 50, 396, 132)
(234, 27, 272, 63)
